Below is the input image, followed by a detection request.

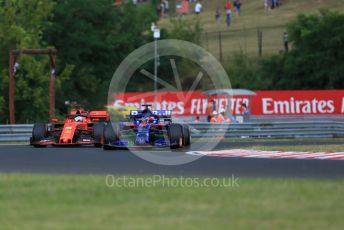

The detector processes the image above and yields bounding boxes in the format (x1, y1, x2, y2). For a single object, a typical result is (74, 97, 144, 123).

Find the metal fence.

(0, 124, 33, 142)
(201, 25, 287, 62)
(1, 121, 344, 142)
(190, 121, 344, 138)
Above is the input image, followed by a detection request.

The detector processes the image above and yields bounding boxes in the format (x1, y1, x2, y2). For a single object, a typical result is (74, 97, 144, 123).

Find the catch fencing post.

(257, 28, 263, 57)
(219, 31, 223, 63)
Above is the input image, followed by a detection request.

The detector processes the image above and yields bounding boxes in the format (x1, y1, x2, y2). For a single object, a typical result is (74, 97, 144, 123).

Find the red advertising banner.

(112, 90, 344, 116)
(253, 90, 344, 116)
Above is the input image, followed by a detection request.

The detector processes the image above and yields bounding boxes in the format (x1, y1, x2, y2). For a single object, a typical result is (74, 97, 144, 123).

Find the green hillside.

(159, 0, 344, 59)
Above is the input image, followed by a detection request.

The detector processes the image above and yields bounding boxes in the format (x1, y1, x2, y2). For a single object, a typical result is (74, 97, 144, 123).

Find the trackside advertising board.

(112, 90, 344, 116)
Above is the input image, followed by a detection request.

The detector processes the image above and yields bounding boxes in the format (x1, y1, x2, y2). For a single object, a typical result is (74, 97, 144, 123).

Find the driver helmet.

(148, 116, 155, 122)
(75, 116, 84, 122)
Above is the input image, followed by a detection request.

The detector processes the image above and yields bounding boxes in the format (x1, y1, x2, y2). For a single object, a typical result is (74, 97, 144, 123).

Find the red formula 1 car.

(30, 109, 109, 147)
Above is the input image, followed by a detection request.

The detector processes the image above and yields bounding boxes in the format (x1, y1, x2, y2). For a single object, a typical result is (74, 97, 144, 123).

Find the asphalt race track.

(1, 140, 344, 178)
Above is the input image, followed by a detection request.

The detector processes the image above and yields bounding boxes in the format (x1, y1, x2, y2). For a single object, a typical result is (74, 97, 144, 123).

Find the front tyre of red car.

(169, 124, 183, 149)
(32, 123, 47, 148)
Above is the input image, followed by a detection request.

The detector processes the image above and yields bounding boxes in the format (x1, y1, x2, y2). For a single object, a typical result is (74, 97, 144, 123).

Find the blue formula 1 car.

(103, 104, 191, 150)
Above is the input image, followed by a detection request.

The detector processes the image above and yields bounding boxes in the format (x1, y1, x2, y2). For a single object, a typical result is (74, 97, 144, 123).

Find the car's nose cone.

(136, 133, 148, 145)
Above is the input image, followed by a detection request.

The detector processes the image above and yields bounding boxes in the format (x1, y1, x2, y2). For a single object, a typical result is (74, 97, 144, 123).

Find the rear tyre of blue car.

(169, 124, 183, 149)
(182, 124, 191, 147)
(93, 123, 105, 147)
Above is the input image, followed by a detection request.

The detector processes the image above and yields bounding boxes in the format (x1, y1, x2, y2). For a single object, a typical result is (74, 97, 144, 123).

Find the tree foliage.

(120, 17, 204, 92)
(0, 0, 205, 123)
(259, 9, 344, 89)
(44, 0, 158, 113)
(226, 51, 261, 90)
(0, 0, 55, 123)
(0, 0, 159, 123)
(166, 18, 203, 44)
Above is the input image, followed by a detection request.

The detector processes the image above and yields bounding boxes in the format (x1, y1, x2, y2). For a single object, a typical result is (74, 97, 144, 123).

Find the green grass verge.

(209, 137, 344, 152)
(0, 173, 343, 229)
(195, 137, 344, 152)
(251, 144, 344, 152)
(199, 137, 344, 143)
(0, 141, 28, 145)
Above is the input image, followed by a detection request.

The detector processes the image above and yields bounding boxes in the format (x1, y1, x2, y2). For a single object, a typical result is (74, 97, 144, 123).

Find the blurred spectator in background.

(210, 111, 218, 123)
(271, 0, 282, 9)
(234, 0, 241, 16)
(206, 99, 214, 122)
(178, 0, 190, 15)
(217, 109, 231, 123)
(284, 31, 289, 52)
(224, 0, 232, 28)
(194, 116, 200, 122)
(194, 1, 202, 15)
(239, 103, 249, 115)
(160, 0, 166, 17)
(215, 8, 221, 24)
(163, 0, 169, 15)
(156, 2, 162, 16)
(264, 0, 270, 14)
(239, 103, 250, 122)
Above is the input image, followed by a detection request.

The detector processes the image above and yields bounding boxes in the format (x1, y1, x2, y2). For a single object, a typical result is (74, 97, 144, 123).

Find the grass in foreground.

(0, 173, 343, 230)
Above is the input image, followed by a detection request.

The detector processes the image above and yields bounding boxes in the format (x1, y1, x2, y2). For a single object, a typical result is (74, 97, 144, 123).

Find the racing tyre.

(168, 124, 183, 149)
(32, 123, 47, 148)
(103, 123, 120, 150)
(182, 124, 191, 147)
(93, 123, 105, 147)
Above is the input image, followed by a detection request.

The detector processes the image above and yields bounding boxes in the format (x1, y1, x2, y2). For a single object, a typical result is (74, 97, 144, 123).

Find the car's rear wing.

(89, 111, 109, 122)
(129, 110, 172, 119)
